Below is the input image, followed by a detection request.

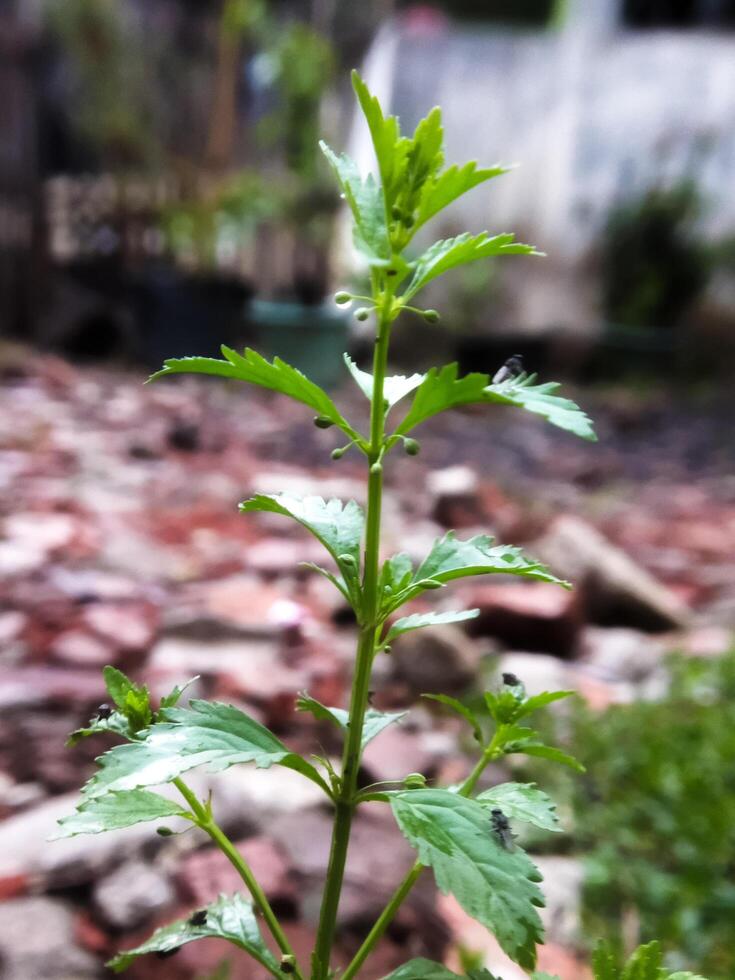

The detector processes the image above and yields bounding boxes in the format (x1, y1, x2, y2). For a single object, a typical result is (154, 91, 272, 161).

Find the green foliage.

(149, 346, 362, 446)
(296, 695, 407, 750)
(381, 961, 498, 979)
(390, 789, 545, 969)
(54, 789, 189, 839)
(475, 783, 561, 833)
(384, 609, 480, 644)
(108, 894, 278, 973)
(590, 940, 706, 980)
(562, 651, 735, 978)
(81, 700, 330, 800)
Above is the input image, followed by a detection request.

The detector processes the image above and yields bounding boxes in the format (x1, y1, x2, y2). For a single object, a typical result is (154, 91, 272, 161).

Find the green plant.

(558, 650, 735, 979)
(544, 939, 706, 980)
(57, 72, 606, 978)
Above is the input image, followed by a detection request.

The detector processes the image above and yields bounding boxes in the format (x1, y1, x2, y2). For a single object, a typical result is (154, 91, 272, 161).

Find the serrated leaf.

(103, 666, 152, 733)
(53, 789, 188, 839)
(415, 161, 510, 231)
(621, 941, 663, 980)
(422, 694, 484, 745)
(379, 552, 414, 597)
(403, 232, 539, 301)
(592, 941, 620, 980)
(484, 374, 597, 441)
(82, 700, 331, 799)
(390, 788, 544, 970)
(149, 346, 359, 442)
(108, 893, 278, 973)
(351, 70, 408, 213)
(379, 960, 466, 979)
(297, 694, 407, 750)
(344, 354, 424, 410)
(384, 533, 567, 615)
(385, 609, 479, 644)
(505, 738, 585, 773)
(320, 141, 391, 262)
(66, 710, 131, 747)
(475, 782, 562, 833)
(240, 494, 363, 600)
(159, 676, 199, 710)
(394, 363, 490, 436)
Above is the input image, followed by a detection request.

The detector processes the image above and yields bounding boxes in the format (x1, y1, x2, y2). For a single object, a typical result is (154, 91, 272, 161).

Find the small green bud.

(403, 214, 415, 228)
(331, 447, 346, 460)
(338, 553, 356, 565)
(370, 461, 383, 475)
(334, 291, 352, 305)
(403, 772, 427, 789)
(313, 415, 334, 429)
(422, 309, 440, 323)
(382, 644, 392, 655)
(391, 205, 402, 221)
(354, 307, 370, 322)
(280, 954, 296, 974)
(156, 826, 174, 837)
(403, 438, 420, 456)
(422, 579, 443, 590)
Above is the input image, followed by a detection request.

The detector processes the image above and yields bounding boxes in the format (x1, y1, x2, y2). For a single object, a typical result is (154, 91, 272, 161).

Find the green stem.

(174, 778, 303, 980)
(340, 731, 506, 976)
(312, 295, 393, 979)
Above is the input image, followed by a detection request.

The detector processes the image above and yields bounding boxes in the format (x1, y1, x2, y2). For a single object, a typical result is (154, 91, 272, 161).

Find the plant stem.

(174, 778, 303, 979)
(340, 733, 506, 976)
(312, 296, 393, 979)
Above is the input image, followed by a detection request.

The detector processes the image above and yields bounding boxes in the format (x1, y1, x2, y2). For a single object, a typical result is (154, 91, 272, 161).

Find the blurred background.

(1, 1, 735, 978)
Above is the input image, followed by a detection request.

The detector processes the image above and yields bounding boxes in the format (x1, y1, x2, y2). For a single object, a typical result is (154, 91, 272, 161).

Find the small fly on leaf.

(156, 947, 181, 959)
(490, 807, 515, 851)
(94, 703, 112, 720)
(492, 354, 524, 385)
(188, 909, 208, 927)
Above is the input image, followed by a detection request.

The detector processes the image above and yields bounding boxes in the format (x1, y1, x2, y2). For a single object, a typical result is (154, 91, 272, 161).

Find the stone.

(93, 860, 175, 930)
(533, 855, 584, 947)
(82, 602, 156, 651)
(427, 465, 483, 527)
(392, 624, 482, 694)
(361, 725, 454, 784)
(0, 897, 101, 979)
(50, 629, 113, 668)
(176, 837, 295, 909)
(464, 582, 582, 657)
(533, 515, 690, 631)
(579, 626, 666, 682)
(0, 667, 106, 711)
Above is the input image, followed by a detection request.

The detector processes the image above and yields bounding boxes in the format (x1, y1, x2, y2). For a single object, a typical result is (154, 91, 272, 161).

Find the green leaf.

(344, 354, 424, 410)
(384, 532, 567, 615)
(103, 666, 152, 734)
(514, 690, 576, 720)
(390, 788, 544, 969)
(403, 232, 540, 301)
(592, 941, 620, 980)
(621, 941, 663, 980)
(149, 346, 359, 442)
(505, 738, 585, 773)
(379, 960, 467, 979)
(53, 790, 189, 839)
(385, 609, 479, 644)
(82, 700, 331, 799)
(394, 363, 490, 436)
(240, 494, 363, 601)
(475, 782, 562, 833)
(320, 141, 391, 262)
(483, 373, 597, 442)
(107, 893, 279, 973)
(422, 693, 484, 745)
(159, 676, 199, 711)
(415, 161, 510, 232)
(296, 694, 407, 750)
(351, 70, 408, 214)
(66, 710, 131, 747)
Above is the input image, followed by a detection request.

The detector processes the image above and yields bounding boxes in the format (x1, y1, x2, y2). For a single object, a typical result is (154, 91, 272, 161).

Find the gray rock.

(533, 855, 584, 947)
(93, 859, 175, 930)
(533, 515, 690, 631)
(0, 897, 101, 979)
(579, 626, 667, 682)
(392, 624, 482, 694)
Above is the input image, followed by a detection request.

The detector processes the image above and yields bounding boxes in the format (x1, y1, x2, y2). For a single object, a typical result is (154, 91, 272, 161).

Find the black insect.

(492, 354, 524, 385)
(94, 703, 112, 721)
(155, 946, 181, 959)
(188, 909, 208, 927)
(367, 690, 375, 706)
(490, 808, 515, 851)
(502, 672, 520, 688)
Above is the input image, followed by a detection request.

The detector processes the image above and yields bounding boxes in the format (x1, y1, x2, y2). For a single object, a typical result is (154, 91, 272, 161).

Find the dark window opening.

(398, 0, 555, 26)
(623, 0, 735, 27)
